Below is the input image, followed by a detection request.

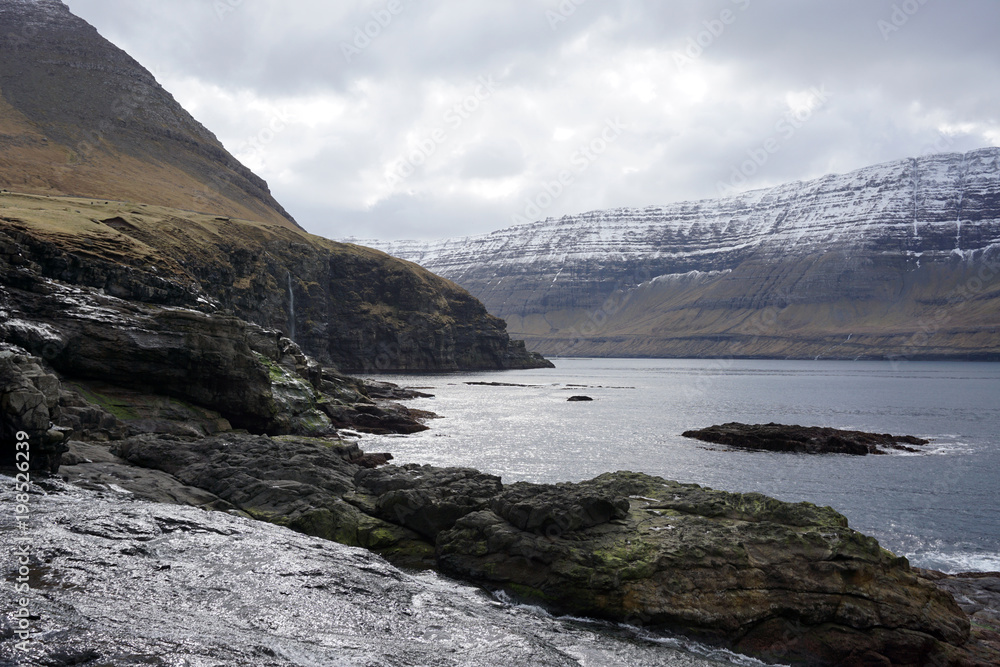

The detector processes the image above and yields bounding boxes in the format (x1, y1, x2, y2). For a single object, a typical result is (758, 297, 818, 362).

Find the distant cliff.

(363, 149, 1000, 361)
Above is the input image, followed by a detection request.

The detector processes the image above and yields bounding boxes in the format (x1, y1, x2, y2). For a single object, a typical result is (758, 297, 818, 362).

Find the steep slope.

(0, 0, 296, 228)
(364, 149, 1000, 360)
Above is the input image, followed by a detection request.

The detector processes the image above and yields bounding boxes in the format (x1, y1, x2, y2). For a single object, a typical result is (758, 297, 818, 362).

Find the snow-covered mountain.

(353, 149, 1000, 360)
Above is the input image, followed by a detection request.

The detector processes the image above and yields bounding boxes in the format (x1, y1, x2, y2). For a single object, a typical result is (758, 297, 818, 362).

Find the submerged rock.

(682, 422, 929, 455)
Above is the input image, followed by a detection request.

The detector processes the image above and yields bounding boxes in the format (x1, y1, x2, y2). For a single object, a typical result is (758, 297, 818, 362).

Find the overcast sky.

(62, 0, 1000, 241)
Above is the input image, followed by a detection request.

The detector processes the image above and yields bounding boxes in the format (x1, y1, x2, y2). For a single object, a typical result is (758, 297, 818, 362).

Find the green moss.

(507, 583, 558, 604)
(244, 508, 291, 527)
(70, 383, 140, 420)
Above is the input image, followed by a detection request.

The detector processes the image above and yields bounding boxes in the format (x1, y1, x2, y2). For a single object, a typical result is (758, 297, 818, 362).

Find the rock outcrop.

(89, 430, 989, 665)
(0, 195, 551, 372)
(364, 149, 1000, 361)
(682, 422, 929, 455)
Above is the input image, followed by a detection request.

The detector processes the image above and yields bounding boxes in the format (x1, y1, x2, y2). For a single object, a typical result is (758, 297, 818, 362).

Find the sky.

(62, 0, 1000, 242)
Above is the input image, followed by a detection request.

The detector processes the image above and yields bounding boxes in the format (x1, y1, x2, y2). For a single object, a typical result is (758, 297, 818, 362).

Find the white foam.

(908, 551, 1000, 574)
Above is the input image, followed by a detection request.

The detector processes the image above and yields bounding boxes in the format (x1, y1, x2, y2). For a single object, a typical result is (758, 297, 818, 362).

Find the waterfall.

(287, 272, 296, 341)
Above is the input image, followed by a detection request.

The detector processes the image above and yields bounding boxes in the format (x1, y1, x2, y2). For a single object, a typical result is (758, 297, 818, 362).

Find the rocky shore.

(683, 422, 930, 455)
(2, 218, 997, 665)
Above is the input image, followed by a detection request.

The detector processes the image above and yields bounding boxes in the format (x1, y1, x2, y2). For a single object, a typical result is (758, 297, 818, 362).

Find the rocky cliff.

(0, 194, 550, 372)
(365, 149, 1000, 360)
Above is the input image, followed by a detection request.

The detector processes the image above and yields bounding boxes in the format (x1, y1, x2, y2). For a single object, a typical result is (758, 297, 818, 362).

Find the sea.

(361, 357, 1000, 574)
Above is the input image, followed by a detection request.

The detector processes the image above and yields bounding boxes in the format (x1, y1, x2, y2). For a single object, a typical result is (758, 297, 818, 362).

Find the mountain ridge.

(357, 148, 1000, 360)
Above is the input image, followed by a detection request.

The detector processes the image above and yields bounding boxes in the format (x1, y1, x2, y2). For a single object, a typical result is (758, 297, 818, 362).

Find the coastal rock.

(1, 256, 428, 437)
(0, 476, 735, 667)
(0, 350, 67, 471)
(567, 395, 594, 402)
(0, 205, 553, 374)
(356, 464, 504, 541)
(681, 422, 929, 455)
(436, 471, 972, 665)
(96, 428, 983, 665)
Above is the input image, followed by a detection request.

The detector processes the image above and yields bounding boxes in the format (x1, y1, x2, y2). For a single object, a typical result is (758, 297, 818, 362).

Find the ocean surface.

(361, 358, 1000, 574)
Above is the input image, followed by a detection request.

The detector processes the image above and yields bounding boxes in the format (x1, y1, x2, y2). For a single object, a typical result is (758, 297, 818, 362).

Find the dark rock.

(682, 422, 929, 455)
(356, 464, 503, 541)
(67, 424, 991, 665)
(490, 480, 629, 536)
(0, 351, 68, 471)
(363, 379, 434, 399)
(435, 471, 973, 666)
(567, 395, 594, 402)
(920, 570, 1000, 662)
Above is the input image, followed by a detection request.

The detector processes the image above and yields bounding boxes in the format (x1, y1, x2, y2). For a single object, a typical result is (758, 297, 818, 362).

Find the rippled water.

(362, 358, 1000, 573)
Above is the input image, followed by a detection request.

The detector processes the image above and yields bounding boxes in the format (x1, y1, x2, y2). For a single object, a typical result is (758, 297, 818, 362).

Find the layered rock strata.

(366, 149, 1000, 361)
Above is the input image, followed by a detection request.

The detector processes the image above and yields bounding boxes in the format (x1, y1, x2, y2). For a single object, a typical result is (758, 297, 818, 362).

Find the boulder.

(356, 464, 503, 540)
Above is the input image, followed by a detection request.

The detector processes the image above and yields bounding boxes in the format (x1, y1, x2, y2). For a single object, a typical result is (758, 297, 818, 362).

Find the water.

(361, 358, 1000, 574)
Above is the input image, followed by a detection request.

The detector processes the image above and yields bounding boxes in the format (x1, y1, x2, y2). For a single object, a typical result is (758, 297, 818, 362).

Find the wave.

(906, 550, 1000, 573)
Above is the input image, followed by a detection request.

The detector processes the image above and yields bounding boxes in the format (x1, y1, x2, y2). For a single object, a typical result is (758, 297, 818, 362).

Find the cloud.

(62, 0, 1000, 241)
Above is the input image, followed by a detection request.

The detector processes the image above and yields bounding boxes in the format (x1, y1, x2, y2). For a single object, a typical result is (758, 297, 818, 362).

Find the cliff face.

(366, 149, 1000, 360)
(0, 194, 549, 372)
(0, 0, 297, 228)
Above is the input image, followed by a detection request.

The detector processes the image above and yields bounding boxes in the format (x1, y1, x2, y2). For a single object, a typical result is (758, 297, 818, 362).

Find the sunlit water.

(361, 358, 1000, 573)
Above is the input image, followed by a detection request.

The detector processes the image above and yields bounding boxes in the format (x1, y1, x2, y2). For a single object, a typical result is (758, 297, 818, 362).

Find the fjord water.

(364, 358, 1000, 574)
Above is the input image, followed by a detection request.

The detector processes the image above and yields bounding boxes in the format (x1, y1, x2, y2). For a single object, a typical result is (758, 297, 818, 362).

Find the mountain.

(362, 149, 1000, 361)
(0, 0, 296, 228)
(0, 0, 548, 372)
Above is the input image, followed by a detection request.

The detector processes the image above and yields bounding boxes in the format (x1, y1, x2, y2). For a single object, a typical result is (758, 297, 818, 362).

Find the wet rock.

(0, 476, 711, 667)
(920, 570, 1000, 661)
(567, 395, 594, 402)
(682, 422, 929, 455)
(363, 379, 434, 400)
(0, 351, 68, 471)
(435, 471, 974, 666)
(53, 424, 993, 664)
(356, 465, 503, 541)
